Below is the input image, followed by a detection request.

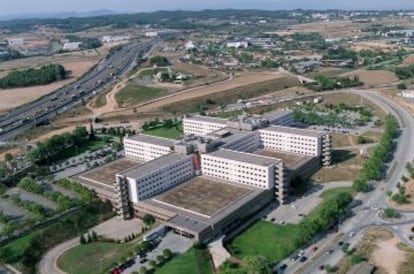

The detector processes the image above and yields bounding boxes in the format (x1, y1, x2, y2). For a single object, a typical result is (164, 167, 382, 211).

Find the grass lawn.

(143, 125, 183, 139)
(138, 68, 167, 77)
(57, 242, 136, 274)
(230, 187, 355, 263)
(2, 232, 36, 263)
(115, 84, 167, 107)
(230, 221, 301, 262)
(155, 247, 213, 274)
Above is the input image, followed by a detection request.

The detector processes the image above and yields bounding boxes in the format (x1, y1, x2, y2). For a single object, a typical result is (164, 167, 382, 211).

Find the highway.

(289, 89, 414, 274)
(0, 39, 158, 141)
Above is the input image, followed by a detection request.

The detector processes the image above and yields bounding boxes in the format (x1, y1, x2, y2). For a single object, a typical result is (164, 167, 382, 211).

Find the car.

(311, 246, 318, 252)
(279, 220, 286, 225)
(291, 254, 300, 261)
(279, 264, 288, 270)
(319, 265, 325, 271)
(338, 241, 344, 246)
(299, 256, 308, 262)
(374, 221, 382, 226)
(298, 250, 305, 256)
(349, 232, 355, 237)
(325, 249, 334, 254)
(271, 218, 276, 222)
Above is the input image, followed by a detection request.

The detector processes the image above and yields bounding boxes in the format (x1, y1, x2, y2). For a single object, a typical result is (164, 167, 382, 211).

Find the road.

(0, 39, 158, 141)
(291, 89, 414, 273)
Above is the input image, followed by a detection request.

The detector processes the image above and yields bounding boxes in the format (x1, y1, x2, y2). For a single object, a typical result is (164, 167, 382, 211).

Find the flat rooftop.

(120, 153, 187, 179)
(254, 148, 316, 170)
(153, 176, 253, 218)
(184, 115, 228, 125)
(262, 125, 325, 138)
(79, 158, 144, 186)
(125, 134, 176, 147)
(207, 149, 281, 167)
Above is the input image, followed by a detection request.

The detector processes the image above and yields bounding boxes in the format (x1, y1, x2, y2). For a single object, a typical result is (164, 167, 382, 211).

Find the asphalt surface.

(0, 39, 158, 141)
(289, 89, 414, 274)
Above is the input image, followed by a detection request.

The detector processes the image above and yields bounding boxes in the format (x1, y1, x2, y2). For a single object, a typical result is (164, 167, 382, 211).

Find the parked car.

(299, 256, 308, 262)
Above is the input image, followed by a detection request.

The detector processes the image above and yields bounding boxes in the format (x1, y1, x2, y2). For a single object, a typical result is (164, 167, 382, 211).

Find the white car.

(349, 232, 355, 237)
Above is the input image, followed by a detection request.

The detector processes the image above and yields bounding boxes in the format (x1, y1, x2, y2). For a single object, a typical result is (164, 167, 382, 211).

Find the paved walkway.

(208, 236, 231, 269)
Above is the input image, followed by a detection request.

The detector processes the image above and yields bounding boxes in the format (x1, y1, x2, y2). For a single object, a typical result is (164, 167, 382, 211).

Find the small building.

(63, 42, 82, 51)
(185, 41, 196, 51)
(226, 41, 249, 48)
(145, 32, 159, 38)
(6, 38, 24, 47)
(102, 35, 130, 43)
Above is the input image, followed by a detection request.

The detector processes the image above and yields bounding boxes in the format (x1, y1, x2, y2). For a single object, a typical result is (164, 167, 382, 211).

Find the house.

(294, 61, 322, 73)
(185, 41, 196, 51)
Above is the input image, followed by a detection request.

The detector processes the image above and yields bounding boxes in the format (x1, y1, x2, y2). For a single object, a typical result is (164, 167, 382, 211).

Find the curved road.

(39, 238, 78, 274)
(296, 89, 414, 273)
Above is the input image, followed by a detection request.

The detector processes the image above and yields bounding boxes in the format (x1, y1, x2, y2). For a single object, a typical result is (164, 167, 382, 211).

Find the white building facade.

(183, 116, 228, 136)
(124, 135, 174, 162)
(201, 150, 283, 190)
(259, 126, 323, 156)
(121, 154, 195, 202)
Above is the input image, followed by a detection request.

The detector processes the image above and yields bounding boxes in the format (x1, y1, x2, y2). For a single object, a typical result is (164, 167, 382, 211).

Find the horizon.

(1, 0, 414, 17)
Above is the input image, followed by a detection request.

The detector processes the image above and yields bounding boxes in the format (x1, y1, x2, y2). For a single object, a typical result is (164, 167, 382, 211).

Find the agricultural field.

(340, 70, 399, 86)
(115, 84, 167, 107)
(0, 60, 98, 112)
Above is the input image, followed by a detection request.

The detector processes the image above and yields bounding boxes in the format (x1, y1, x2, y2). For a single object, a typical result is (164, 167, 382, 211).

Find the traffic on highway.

(0, 39, 158, 141)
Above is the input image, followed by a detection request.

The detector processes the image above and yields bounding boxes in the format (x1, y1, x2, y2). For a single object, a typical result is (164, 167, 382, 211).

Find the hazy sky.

(1, 0, 414, 15)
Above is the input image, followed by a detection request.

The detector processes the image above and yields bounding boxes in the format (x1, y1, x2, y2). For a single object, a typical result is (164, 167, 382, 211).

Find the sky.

(1, 0, 414, 16)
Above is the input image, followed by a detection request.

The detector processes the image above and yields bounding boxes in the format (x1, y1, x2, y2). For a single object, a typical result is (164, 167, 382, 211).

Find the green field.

(143, 125, 183, 139)
(1, 233, 36, 263)
(58, 242, 136, 274)
(230, 187, 356, 263)
(155, 247, 213, 274)
(115, 84, 167, 107)
(230, 221, 301, 262)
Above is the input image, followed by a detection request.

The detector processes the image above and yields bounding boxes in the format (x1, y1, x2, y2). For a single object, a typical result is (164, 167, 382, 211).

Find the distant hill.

(0, 10, 119, 21)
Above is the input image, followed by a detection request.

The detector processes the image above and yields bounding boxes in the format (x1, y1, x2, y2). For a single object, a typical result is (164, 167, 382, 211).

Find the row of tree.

(27, 126, 89, 165)
(395, 64, 414, 80)
(353, 115, 398, 192)
(18, 177, 77, 211)
(308, 75, 363, 91)
(0, 64, 66, 89)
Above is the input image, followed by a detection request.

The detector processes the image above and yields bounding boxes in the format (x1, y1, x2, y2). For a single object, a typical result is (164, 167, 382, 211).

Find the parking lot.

(124, 231, 194, 274)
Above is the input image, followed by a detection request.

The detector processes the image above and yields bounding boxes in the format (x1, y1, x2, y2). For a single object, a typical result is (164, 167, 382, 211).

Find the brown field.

(0, 60, 97, 112)
(97, 72, 294, 117)
(340, 70, 399, 86)
(403, 55, 414, 65)
(154, 176, 251, 217)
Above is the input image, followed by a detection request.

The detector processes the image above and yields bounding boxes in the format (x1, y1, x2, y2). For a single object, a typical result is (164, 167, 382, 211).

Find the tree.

(397, 83, 407, 90)
(139, 266, 148, 274)
(80, 234, 86, 245)
(143, 214, 155, 226)
(4, 153, 13, 162)
(91, 230, 98, 242)
(156, 255, 164, 265)
(148, 260, 157, 268)
(162, 248, 173, 259)
(384, 208, 400, 218)
(244, 256, 272, 274)
(87, 232, 92, 243)
(353, 178, 369, 192)
(89, 122, 96, 141)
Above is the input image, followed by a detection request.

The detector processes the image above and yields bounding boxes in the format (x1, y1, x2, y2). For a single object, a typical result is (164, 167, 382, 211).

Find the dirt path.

(372, 238, 406, 274)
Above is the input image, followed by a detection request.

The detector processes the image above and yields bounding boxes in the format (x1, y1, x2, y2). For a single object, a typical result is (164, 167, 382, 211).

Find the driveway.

(39, 217, 144, 274)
